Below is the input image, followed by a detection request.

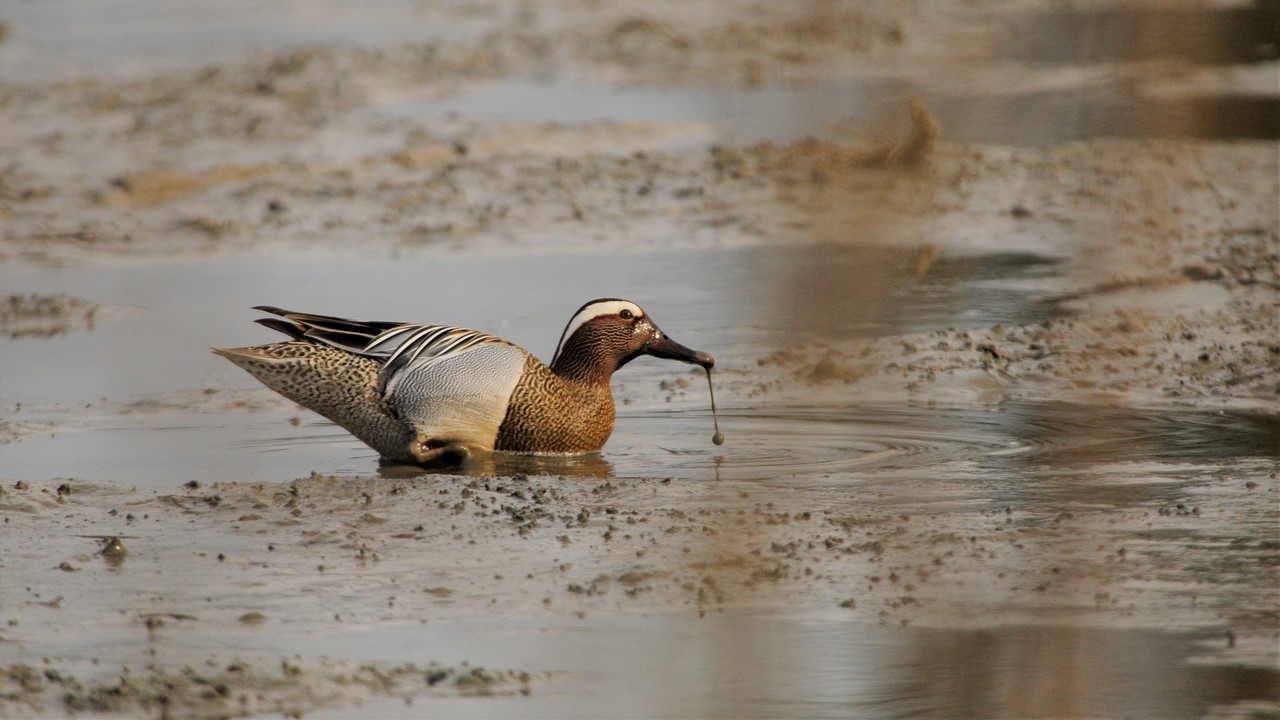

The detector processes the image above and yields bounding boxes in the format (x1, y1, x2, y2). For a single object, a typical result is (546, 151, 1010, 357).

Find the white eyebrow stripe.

(551, 300, 644, 363)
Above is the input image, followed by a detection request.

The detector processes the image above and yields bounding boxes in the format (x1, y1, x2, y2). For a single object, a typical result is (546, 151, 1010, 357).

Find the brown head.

(549, 299, 714, 385)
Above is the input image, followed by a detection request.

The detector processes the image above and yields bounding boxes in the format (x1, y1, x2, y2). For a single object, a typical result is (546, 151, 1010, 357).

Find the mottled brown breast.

(495, 354, 615, 453)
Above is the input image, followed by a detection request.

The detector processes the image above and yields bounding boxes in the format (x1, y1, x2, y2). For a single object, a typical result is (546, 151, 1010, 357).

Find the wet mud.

(1, 1, 1277, 718)
(0, 294, 101, 339)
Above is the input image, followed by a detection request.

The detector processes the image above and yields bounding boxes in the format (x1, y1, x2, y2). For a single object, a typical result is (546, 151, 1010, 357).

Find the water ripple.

(615, 402, 1279, 483)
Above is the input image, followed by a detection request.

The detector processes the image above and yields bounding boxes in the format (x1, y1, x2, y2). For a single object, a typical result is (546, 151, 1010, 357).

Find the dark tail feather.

(255, 317, 308, 340)
(251, 306, 406, 353)
(254, 306, 402, 337)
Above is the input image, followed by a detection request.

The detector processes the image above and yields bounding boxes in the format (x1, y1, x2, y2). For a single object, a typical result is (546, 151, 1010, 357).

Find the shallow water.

(2, 245, 1277, 719)
(298, 613, 1279, 720)
(7, 243, 1272, 488)
(5, 1, 1275, 145)
(1008, 5, 1280, 66)
(390, 77, 1280, 146)
(5, 1, 1276, 84)
(1, 3, 1277, 717)
(0, 244, 1069, 486)
(0, 0, 489, 82)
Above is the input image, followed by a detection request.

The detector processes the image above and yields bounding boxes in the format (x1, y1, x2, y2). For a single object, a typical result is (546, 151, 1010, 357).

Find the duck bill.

(645, 333, 715, 369)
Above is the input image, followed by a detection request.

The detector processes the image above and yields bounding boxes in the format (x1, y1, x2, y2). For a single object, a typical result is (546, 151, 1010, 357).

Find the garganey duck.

(214, 299, 721, 465)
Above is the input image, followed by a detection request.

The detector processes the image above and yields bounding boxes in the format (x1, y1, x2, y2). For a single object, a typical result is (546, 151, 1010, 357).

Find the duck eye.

(619, 309, 634, 320)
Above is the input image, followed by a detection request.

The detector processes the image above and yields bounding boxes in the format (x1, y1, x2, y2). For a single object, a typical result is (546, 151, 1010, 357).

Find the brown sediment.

(97, 165, 274, 208)
(815, 96, 942, 168)
(888, 96, 942, 166)
(0, 294, 100, 338)
(1, 656, 537, 718)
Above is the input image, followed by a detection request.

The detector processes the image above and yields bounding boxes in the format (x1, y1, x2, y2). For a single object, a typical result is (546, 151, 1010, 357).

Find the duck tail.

(212, 342, 414, 459)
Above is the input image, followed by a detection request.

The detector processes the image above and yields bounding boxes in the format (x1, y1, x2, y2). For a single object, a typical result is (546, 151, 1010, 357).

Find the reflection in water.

(378, 451, 615, 480)
(387, 6, 1280, 150)
(659, 403, 1280, 484)
(358, 399, 1280, 507)
(937, 89, 1280, 144)
(992, 404, 1280, 468)
(1003, 2, 1280, 142)
(774, 245, 1065, 340)
(1009, 4, 1280, 65)
(888, 625, 1280, 719)
(312, 614, 1280, 719)
(407, 78, 1280, 146)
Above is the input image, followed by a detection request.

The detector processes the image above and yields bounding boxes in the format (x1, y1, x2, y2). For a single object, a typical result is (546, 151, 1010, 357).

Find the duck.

(213, 299, 715, 465)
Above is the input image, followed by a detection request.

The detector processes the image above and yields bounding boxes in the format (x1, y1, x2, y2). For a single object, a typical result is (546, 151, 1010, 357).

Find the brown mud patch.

(97, 166, 274, 209)
(0, 294, 100, 338)
(1, 657, 534, 719)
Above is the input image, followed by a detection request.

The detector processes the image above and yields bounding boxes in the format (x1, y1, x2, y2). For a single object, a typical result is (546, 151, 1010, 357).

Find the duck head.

(550, 298, 714, 384)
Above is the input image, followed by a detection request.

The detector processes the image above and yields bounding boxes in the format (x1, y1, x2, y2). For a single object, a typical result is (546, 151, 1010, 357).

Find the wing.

(380, 340, 529, 449)
(365, 324, 509, 383)
(254, 305, 515, 385)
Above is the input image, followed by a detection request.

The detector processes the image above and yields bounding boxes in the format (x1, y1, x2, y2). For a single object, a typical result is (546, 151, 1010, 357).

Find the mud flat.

(0, 1, 1277, 718)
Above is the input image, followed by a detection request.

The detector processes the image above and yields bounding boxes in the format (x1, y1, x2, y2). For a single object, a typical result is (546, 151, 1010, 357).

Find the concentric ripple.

(608, 402, 1280, 484)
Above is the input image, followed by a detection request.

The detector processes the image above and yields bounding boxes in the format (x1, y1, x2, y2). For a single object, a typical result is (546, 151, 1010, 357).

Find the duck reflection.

(378, 451, 615, 479)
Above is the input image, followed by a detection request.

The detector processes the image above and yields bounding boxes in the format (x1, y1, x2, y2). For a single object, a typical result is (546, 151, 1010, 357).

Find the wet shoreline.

(1, 1, 1277, 717)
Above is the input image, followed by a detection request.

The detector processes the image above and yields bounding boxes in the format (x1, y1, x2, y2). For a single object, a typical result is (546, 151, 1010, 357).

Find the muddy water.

(3, 245, 1277, 718)
(0, 0, 487, 82)
(0, 244, 1067, 485)
(393, 77, 1280, 145)
(376, 0, 1280, 146)
(5, 0, 1276, 83)
(1, 2, 1277, 717)
(300, 616, 1277, 719)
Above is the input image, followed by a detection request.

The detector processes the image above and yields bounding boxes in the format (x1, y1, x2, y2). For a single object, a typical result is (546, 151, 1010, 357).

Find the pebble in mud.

(98, 536, 127, 566)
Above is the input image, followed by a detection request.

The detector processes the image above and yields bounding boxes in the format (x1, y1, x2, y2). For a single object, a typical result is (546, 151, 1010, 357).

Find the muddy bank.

(0, 294, 101, 338)
(1, 656, 532, 719)
(2, 430, 1280, 712)
(2, 443, 1278, 716)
